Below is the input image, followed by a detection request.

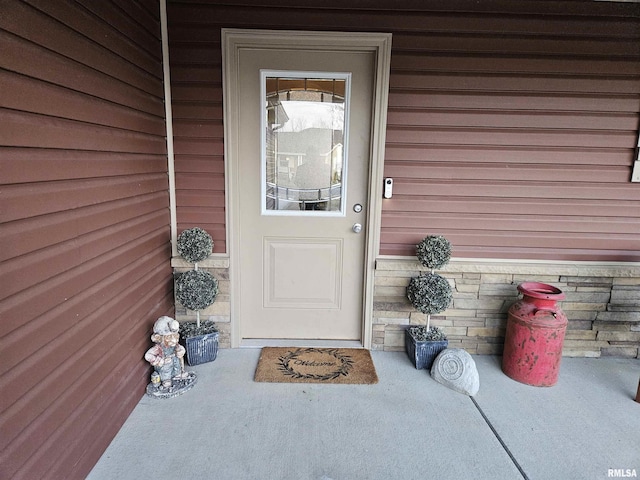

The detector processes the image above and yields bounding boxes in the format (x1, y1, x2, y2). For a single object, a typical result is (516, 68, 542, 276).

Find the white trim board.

(160, 0, 178, 257)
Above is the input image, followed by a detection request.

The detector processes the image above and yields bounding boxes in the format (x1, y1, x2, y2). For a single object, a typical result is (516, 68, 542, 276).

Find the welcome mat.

(254, 347, 378, 384)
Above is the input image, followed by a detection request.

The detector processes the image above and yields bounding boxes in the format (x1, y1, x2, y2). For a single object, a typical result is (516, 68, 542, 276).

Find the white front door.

(224, 30, 391, 346)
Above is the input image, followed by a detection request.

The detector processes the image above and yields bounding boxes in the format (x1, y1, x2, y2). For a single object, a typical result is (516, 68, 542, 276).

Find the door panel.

(238, 48, 374, 341)
(264, 237, 343, 309)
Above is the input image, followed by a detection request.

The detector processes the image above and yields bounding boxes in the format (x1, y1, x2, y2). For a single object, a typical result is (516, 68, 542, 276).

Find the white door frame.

(222, 29, 392, 348)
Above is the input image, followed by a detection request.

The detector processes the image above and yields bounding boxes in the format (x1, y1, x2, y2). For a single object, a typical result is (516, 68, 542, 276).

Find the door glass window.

(262, 71, 350, 215)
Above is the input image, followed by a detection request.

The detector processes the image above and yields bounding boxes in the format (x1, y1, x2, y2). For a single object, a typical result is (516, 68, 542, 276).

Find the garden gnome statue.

(144, 316, 196, 398)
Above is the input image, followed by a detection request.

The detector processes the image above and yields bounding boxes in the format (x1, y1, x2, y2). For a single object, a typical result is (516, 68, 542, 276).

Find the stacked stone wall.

(171, 256, 639, 357)
(373, 259, 640, 358)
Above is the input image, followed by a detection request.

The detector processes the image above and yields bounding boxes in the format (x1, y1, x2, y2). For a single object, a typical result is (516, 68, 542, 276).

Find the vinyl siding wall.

(0, 1, 171, 479)
(167, 0, 640, 261)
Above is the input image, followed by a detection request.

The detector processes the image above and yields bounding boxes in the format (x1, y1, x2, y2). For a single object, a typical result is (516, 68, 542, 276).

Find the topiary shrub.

(175, 227, 217, 331)
(179, 319, 218, 338)
(407, 235, 453, 339)
(416, 235, 451, 270)
(408, 325, 447, 342)
(407, 272, 452, 315)
(175, 269, 218, 314)
(177, 227, 213, 263)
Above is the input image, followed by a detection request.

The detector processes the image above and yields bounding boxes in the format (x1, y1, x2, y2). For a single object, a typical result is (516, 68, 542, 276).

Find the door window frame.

(222, 29, 392, 348)
(260, 69, 352, 217)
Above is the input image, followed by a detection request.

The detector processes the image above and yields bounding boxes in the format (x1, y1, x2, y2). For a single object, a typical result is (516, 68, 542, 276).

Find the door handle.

(352, 223, 362, 233)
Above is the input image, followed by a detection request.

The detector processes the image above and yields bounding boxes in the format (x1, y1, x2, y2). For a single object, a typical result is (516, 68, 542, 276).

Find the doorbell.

(383, 178, 393, 199)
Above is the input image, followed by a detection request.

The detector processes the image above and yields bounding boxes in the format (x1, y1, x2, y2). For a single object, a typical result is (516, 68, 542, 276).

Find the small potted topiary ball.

(175, 227, 219, 366)
(406, 235, 453, 369)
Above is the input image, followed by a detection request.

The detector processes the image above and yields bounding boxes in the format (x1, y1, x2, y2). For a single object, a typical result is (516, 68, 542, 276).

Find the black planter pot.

(184, 331, 219, 366)
(405, 329, 448, 370)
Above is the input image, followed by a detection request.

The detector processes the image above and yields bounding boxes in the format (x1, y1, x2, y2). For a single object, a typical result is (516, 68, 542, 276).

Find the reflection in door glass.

(264, 74, 347, 214)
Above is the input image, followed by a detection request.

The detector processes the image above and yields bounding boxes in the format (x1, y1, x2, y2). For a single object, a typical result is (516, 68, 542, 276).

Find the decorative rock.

(430, 348, 480, 396)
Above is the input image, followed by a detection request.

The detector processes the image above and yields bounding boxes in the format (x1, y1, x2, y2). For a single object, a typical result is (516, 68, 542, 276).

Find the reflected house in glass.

(264, 75, 348, 212)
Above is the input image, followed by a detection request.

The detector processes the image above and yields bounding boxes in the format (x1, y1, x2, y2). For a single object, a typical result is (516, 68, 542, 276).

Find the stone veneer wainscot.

(373, 258, 640, 358)
(172, 256, 640, 357)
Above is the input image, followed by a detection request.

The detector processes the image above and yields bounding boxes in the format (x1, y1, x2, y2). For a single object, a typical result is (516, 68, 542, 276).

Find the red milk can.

(502, 282, 568, 387)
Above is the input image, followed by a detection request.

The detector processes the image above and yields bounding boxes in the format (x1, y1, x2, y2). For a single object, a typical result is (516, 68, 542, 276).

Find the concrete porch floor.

(87, 350, 639, 480)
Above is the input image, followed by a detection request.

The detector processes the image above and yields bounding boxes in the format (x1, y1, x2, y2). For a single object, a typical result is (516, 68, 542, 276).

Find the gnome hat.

(153, 316, 179, 336)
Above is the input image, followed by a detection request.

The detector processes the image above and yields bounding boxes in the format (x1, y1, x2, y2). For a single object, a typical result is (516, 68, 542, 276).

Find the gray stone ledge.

(172, 255, 230, 269)
(376, 256, 640, 278)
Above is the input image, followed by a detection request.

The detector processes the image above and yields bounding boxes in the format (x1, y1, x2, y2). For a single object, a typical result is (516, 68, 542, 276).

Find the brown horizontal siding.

(0, 70, 165, 136)
(170, 0, 638, 17)
(383, 216, 640, 238)
(389, 91, 640, 113)
(387, 197, 640, 218)
(1, 109, 166, 153)
(2, 3, 162, 97)
(391, 33, 640, 57)
(7, 287, 172, 480)
(167, 0, 640, 262)
(0, 2, 169, 480)
(1, 173, 169, 224)
(2, 212, 169, 304)
(391, 56, 640, 79)
(385, 145, 633, 165)
(385, 127, 635, 148)
(386, 162, 632, 183)
(2, 252, 169, 447)
(0, 30, 164, 116)
(387, 110, 638, 131)
(0, 193, 168, 262)
(382, 6, 640, 260)
(392, 179, 638, 202)
(24, 0, 161, 75)
(167, 4, 640, 37)
(1, 148, 169, 184)
(2, 233, 170, 352)
(168, 2, 224, 248)
(391, 74, 639, 96)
